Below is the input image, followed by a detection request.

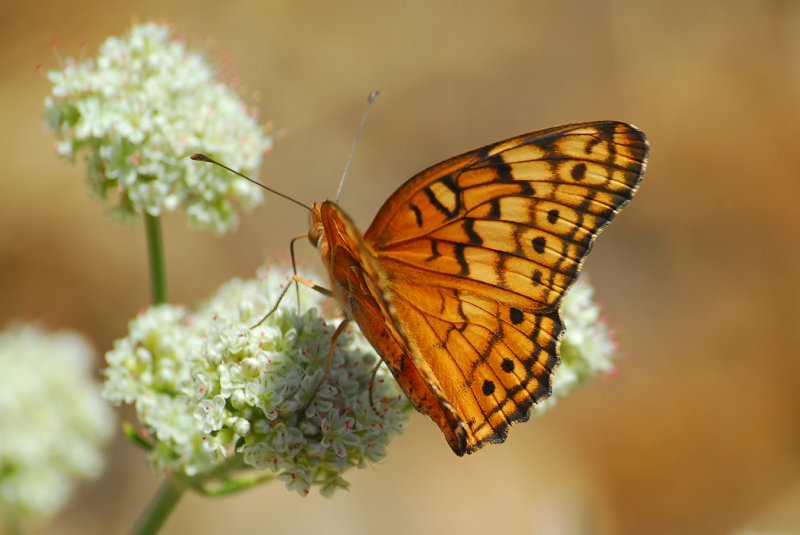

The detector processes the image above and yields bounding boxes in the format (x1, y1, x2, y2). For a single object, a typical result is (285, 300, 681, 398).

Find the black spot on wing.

(410, 202, 423, 227)
(423, 176, 461, 219)
(486, 154, 513, 182)
(488, 198, 501, 219)
(585, 136, 603, 155)
(532, 236, 546, 254)
(464, 219, 483, 246)
(428, 240, 441, 261)
(454, 243, 469, 276)
(571, 163, 586, 181)
(517, 181, 535, 196)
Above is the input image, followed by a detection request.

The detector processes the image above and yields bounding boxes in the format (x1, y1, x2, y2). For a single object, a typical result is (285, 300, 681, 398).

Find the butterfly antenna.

(191, 153, 312, 212)
(335, 89, 379, 203)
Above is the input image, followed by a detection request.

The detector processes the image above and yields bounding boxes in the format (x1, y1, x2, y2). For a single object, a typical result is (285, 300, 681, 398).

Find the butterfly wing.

(362, 121, 648, 454)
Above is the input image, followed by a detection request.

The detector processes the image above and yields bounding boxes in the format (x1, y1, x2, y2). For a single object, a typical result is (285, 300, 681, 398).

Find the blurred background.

(2, 1, 799, 533)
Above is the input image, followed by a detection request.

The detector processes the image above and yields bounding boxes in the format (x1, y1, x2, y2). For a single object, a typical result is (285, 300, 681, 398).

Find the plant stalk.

(144, 214, 167, 305)
(131, 476, 186, 535)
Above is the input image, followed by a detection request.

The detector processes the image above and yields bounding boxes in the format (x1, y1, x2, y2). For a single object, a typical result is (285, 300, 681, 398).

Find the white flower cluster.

(547, 277, 618, 408)
(44, 22, 272, 233)
(0, 325, 114, 527)
(103, 268, 410, 496)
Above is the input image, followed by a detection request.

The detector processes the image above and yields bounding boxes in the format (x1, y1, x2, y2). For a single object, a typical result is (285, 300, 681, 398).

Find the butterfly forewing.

(351, 121, 648, 454)
(365, 121, 646, 311)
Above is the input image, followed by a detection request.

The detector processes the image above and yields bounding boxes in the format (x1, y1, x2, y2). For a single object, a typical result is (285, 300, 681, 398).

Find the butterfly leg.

(301, 317, 351, 413)
(367, 359, 384, 417)
(288, 234, 306, 312)
(292, 274, 333, 297)
(324, 317, 350, 375)
(250, 274, 333, 329)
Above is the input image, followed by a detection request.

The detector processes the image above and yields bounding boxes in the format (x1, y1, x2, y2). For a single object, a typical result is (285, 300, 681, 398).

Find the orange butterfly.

(307, 121, 648, 455)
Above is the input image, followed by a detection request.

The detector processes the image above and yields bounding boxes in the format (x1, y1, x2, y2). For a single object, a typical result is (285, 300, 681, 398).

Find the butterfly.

(306, 120, 648, 456)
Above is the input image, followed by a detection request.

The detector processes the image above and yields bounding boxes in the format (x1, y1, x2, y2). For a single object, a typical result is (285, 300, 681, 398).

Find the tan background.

(2, 1, 799, 534)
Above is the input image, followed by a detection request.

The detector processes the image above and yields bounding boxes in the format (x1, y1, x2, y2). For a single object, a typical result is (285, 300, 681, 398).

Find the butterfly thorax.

(310, 201, 377, 319)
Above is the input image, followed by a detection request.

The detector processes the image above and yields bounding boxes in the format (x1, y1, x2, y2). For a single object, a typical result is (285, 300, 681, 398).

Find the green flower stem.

(131, 455, 273, 533)
(144, 214, 167, 305)
(193, 472, 276, 497)
(185, 453, 275, 496)
(132, 476, 186, 535)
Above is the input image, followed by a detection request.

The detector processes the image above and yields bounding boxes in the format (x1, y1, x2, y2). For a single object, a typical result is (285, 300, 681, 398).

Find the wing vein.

(393, 292, 489, 424)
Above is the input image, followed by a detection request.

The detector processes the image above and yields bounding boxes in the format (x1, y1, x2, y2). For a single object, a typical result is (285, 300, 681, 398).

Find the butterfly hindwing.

(385, 279, 561, 453)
